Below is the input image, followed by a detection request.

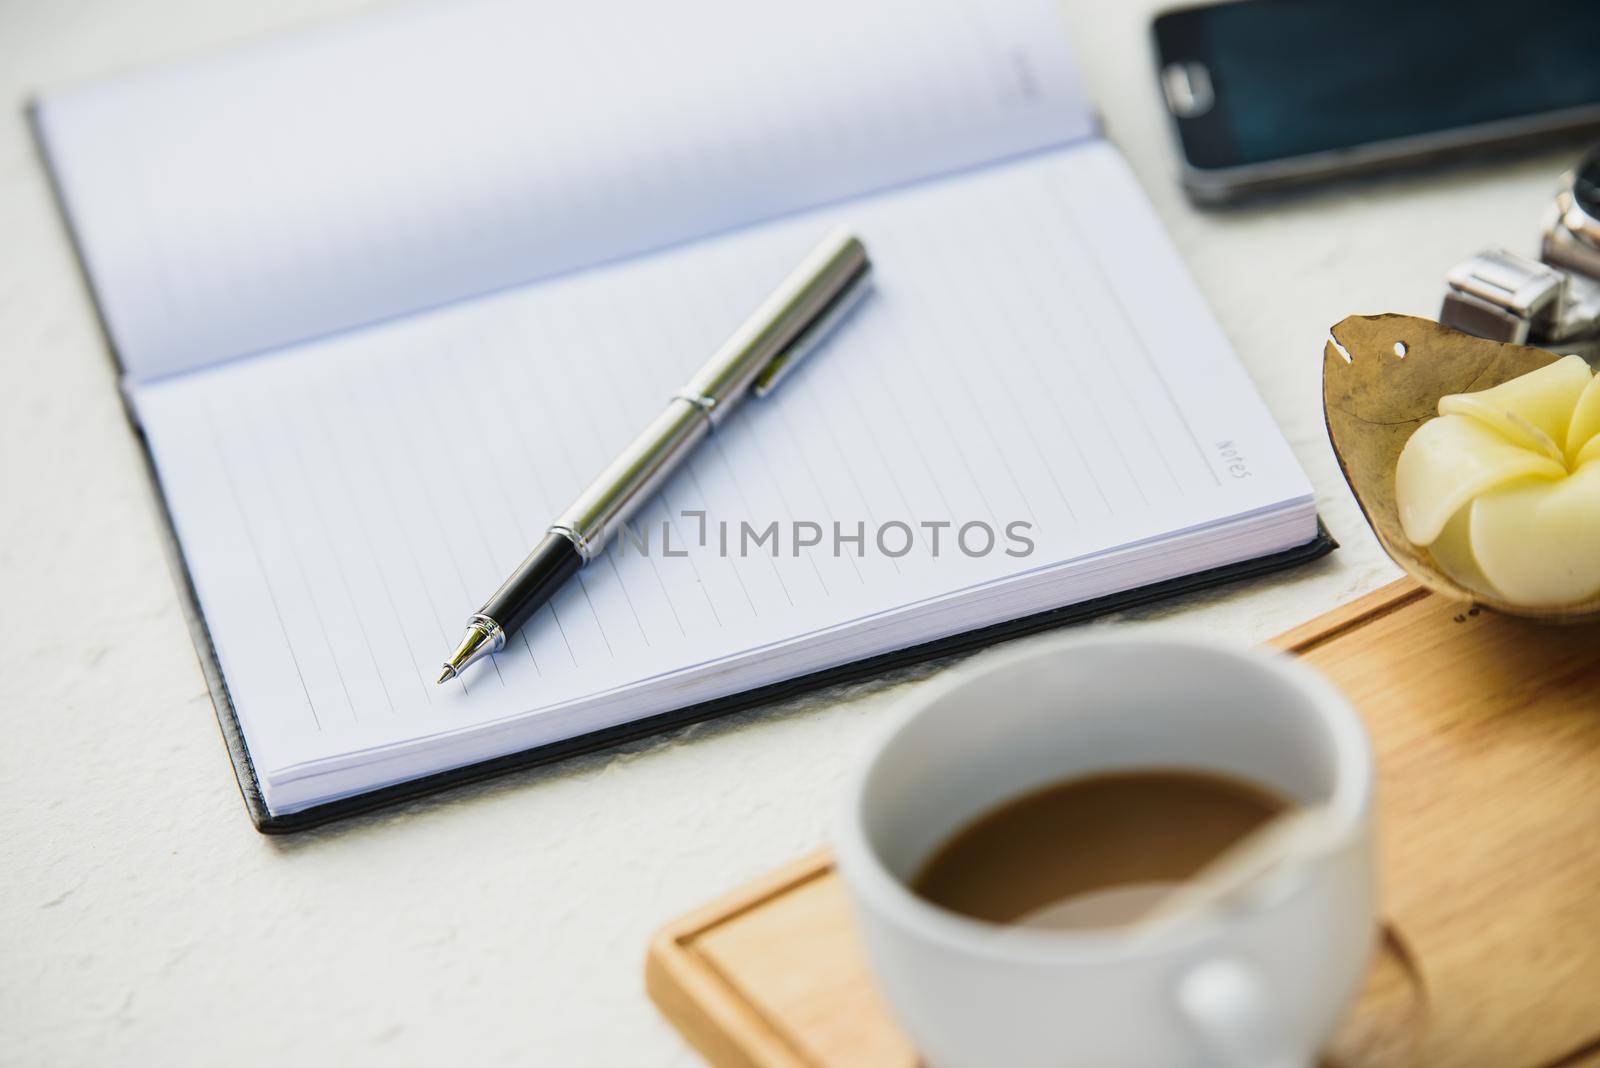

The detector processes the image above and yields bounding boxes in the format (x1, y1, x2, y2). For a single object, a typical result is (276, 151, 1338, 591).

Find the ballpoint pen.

(437, 229, 872, 683)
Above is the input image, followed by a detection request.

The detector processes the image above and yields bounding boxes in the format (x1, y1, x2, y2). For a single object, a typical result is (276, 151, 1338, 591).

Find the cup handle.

(1174, 956, 1310, 1068)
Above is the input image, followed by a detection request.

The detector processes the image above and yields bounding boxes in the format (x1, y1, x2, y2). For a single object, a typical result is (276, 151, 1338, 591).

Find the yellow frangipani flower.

(1396, 355, 1600, 607)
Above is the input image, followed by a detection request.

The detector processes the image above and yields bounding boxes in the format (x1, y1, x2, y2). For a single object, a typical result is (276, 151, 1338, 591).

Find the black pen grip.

(482, 532, 584, 634)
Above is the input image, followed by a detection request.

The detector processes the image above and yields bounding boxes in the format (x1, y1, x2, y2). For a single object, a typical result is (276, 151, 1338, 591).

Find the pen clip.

(752, 248, 873, 398)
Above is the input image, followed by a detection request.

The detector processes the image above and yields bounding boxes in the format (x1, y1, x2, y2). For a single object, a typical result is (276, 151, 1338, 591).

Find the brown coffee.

(911, 769, 1292, 931)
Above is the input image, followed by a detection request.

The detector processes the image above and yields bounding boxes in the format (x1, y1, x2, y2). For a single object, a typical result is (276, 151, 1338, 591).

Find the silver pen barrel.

(440, 230, 869, 682)
(550, 229, 870, 560)
(549, 398, 712, 559)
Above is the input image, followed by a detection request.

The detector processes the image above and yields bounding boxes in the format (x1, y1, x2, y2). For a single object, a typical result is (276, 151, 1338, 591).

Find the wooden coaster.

(649, 850, 1429, 1068)
(647, 580, 1600, 1067)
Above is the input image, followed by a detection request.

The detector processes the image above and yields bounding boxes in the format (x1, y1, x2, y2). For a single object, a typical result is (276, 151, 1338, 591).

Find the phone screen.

(1155, 0, 1600, 170)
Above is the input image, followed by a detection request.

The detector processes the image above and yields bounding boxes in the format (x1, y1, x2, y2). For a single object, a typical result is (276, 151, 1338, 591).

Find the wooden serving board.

(647, 579, 1600, 1068)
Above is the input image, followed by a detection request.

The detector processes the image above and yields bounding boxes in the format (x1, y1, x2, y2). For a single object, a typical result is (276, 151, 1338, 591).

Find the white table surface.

(1, 1, 1579, 1063)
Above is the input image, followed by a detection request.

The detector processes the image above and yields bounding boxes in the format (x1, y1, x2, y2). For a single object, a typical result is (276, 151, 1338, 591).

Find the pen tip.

(439, 620, 499, 683)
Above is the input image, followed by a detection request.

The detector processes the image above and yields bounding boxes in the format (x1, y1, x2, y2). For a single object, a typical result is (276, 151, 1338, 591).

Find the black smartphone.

(1153, 0, 1600, 204)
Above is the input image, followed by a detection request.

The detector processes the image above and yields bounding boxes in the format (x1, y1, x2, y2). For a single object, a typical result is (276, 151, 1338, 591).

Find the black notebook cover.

(31, 105, 1336, 833)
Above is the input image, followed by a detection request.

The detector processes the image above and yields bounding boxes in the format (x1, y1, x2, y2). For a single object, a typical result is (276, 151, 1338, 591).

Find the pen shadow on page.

(261, 652, 959, 851)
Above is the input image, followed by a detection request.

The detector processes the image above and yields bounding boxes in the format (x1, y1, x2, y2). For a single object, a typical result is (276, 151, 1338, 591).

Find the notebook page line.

(1039, 173, 1220, 493)
(921, 207, 1132, 524)
(368, 368, 514, 689)
(301, 388, 438, 706)
(332, 364, 511, 697)
(900, 221, 1057, 533)
(319, 377, 491, 698)
(839, 294, 999, 543)
(812, 274, 1005, 538)
(1009, 209, 1162, 509)
(841, 336, 967, 547)
(1005, 170, 1196, 505)
(978, 200, 1146, 515)
(899, 210, 1072, 532)
(871, 215, 1081, 530)
(199, 400, 321, 733)
(328, 367, 509, 698)
(242, 400, 367, 725)
(277, 396, 403, 718)
(925, 236, 1085, 526)
(1055, 144, 1311, 497)
(222, 388, 383, 725)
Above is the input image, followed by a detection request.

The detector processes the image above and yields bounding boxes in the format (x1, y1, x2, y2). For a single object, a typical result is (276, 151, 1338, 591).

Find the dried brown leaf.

(1323, 313, 1600, 623)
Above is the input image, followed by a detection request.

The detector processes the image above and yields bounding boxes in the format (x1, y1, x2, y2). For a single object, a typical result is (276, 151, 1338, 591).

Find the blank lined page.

(36, 0, 1091, 382)
(130, 143, 1312, 813)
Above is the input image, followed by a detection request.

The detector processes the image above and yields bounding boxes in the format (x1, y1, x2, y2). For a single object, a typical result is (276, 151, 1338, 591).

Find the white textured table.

(0, 2, 1575, 1063)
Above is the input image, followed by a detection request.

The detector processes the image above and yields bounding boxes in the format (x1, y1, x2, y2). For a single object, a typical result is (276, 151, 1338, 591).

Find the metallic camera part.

(1442, 250, 1564, 345)
(1442, 146, 1600, 359)
(1542, 149, 1600, 280)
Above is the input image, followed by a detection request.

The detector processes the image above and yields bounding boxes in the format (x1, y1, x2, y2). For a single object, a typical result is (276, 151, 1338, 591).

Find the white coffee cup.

(835, 633, 1376, 1068)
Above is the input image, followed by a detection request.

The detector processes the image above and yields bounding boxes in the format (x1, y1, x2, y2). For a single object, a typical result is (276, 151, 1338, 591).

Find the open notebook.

(35, 0, 1328, 828)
